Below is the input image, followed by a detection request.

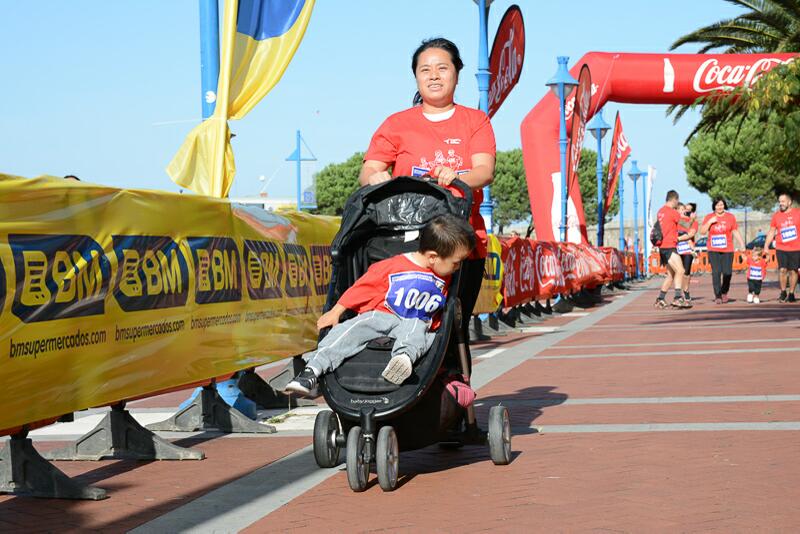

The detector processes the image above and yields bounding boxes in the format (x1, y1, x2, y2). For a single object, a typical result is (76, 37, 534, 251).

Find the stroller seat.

(333, 337, 423, 394)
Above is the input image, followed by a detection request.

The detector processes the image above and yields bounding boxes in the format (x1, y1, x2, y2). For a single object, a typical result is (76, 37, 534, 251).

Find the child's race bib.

(710, 234, 728, 249)
(780, 225, 797, 243)
(677, 240, 692, 254)
(386, 271, 446, 321)
(748, 266, 763, 280)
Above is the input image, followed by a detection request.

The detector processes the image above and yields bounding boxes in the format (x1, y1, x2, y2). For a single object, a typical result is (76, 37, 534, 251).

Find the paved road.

(2, 275, 799, 532)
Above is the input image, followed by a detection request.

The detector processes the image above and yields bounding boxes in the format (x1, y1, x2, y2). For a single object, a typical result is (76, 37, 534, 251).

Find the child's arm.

(317, 303, 347, 331)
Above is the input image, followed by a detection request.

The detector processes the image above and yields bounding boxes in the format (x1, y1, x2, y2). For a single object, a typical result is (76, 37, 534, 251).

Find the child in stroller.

(290, 177, 510, 492)
(285, 214, 474, 395)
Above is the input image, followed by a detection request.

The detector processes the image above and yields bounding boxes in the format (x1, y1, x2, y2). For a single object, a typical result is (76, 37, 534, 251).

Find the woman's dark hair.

(712, 197, 728, 211)
(411, 38, 464, 106)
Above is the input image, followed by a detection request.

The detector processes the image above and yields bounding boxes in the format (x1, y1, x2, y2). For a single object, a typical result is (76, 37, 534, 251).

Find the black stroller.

(311, 176, 511, 492)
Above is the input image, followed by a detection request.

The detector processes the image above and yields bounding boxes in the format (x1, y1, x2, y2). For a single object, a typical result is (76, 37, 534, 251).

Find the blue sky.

(1, 0, 741, 222)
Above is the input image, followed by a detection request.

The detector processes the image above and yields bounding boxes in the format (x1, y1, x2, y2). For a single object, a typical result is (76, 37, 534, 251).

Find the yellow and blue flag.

(168, 0, 315, 198)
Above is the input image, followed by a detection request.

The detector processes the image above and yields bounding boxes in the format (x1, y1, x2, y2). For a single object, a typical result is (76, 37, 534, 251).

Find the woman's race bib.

(780, 225, 797, 243)
(748, 266, 763, 280)
(385, 271, 446, 321)
(677, 240, 692, 254)
(710, 234, 728, 249)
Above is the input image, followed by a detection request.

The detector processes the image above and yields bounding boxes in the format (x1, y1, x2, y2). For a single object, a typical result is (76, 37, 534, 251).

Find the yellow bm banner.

(0, 174, 339, 434)
(473, 234, 504, 314)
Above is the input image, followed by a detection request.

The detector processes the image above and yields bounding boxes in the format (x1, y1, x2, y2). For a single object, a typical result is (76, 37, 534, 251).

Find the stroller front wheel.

(376, 426, 399, 491)
(346, 426, 369, 492)
(313, 410, 341, 468)
(488, 405, 512, 465)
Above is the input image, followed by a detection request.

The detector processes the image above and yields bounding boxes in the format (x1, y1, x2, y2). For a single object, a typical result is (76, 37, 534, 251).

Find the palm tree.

(671, 0, 800, 53)
(667, 0, 800, 135)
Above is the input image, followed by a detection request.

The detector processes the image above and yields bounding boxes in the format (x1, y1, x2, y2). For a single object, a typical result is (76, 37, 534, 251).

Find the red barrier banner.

(488, 5, 525, 118)
(533, 241, 565, 300)
(500, 239, 621, 304)
(601, 247, 626, 282)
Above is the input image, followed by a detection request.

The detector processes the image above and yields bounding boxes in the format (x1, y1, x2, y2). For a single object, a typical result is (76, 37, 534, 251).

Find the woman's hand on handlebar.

(366, 171, 392, 186)
(432, 165, 457, 187)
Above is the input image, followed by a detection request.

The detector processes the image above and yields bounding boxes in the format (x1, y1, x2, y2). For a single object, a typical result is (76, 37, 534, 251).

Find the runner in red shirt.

(700, 198, 746, 303)
(745, 247, 768, 304)
(359, 38, 495, 363)
(677, 202, 699, 303)
(763, 193, 800, 302)
(285, 215, 474, 396)
(654, 190, 691, 308)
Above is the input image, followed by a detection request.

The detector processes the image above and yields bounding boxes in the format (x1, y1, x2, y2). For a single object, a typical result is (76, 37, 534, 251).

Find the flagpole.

(199, 0, 220, 120)
(210, 0, 238, 198)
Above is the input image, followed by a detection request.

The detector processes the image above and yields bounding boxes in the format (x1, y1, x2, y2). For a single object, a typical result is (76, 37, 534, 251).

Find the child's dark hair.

(411, 38, 464, 106)
(687, 202, 697, 214)
(419, 214, 475, 257)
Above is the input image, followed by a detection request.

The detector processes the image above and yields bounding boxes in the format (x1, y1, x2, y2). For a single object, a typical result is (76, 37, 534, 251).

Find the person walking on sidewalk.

(700, 198, 746, 304)
(655, 191, 691, 309)
(359, 37, 496, 366)
(745, 246, 767, 304)
(763, 192, 800, 303)
(677, 202, 698, 304)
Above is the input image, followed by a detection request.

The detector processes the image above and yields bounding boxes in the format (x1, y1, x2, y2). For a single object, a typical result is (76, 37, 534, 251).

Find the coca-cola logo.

(559, 249, 577, 280)
(488, 28, 522, 109)
(693, 57, 794, 93)
(535, 247, 558, 289)
(503, 247, 518, 299)
(564, 83, 598, 122)
(488, 6, 525, 118)
(519, 244, 535, 294)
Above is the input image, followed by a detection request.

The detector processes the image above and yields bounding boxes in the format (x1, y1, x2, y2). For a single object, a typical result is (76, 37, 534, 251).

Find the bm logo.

(10, 234, 110, 323)
(188, 236, 242, 304)
(112, 235, 189, 311)
(243, 239, 283, 300)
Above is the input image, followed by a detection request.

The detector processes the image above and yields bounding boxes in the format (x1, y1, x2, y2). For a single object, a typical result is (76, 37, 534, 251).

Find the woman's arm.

(358, 160, 391, 187)
(458, 152, 495, 189)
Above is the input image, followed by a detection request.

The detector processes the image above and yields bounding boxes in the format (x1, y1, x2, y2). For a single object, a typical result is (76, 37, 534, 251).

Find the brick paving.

(2, 275, 799, 532)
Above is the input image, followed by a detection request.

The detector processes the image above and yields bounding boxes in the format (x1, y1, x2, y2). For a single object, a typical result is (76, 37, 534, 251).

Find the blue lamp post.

(546, 57, 579, 242)
(474, 0, 494, 233)
(628, 160, 644, 278)
(587, 108, 611, 246)
(199, 0, 220, 119)
(641, 170, 649, 277)
(618, 161, 625, 253)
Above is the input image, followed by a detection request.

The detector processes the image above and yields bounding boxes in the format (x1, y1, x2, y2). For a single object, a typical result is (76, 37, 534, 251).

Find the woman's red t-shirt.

(365, 104, 497, 258)
(702, 211, 738, 253)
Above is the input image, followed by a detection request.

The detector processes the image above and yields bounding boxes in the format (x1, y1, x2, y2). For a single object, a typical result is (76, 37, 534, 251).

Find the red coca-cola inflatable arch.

(521, 52, 797, 244)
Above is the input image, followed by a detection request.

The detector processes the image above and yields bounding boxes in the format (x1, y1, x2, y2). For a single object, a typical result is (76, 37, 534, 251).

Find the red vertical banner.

(488, 5, 525, 118)
(564, 65, 592, 243)
(603, 112, 631, 216)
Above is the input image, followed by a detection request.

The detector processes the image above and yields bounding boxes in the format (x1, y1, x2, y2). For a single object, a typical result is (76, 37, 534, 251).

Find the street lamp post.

(641, 170, 649, 277)
(618, 162, 625, 252)
(546, 57, 579, 242)
(199, 0, 220, 119)
(628, 160, 644, 278)
(474, 0, 494, 233)
(587, 108, 611, 246)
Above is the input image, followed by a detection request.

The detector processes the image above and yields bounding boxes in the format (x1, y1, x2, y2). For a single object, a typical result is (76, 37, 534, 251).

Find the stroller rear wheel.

(376, 426, 399, 491)
(313, 410, 341, 468)
(346, 426, 369, 492)
(488, 405, 512, 465)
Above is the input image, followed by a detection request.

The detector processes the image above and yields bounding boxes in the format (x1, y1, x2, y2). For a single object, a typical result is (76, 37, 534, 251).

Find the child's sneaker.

(779, 290, 788, 303)
(753, 296, 761, 304)
(382, 354, 413, 384)
(747, 293, 754, 303)
(789, 293, 797, 303)
(284, 367, 319, 397)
